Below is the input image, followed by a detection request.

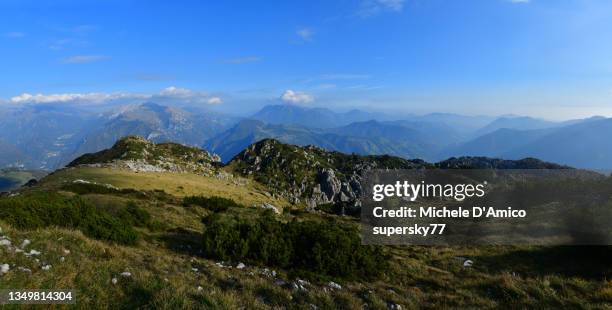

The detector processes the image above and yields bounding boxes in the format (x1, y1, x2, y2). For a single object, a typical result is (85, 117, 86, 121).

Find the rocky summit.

(227, 139, 576, 211)
(227, 138, 427, 208)
(68, 136, 222, 175)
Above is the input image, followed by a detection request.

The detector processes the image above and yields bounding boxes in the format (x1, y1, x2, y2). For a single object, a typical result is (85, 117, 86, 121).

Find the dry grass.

(39, 167, 290, 209)
(1, 168, 611, 309)
(2, 220, 610, 309)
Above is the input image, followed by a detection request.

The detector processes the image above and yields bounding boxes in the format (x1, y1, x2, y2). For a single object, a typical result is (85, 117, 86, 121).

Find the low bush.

(0, 192, 139, 245)
(117, 201, 151, 227)
(315, 202, 361, 217)
(183, 196, 241, 212)
(202, 212, 388, 280)
(62, 182, 146, 198)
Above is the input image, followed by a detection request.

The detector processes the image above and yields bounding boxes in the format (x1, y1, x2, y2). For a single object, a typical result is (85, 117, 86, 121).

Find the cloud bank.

(281, 90, 314, 104)
(8, 86, 223, 106)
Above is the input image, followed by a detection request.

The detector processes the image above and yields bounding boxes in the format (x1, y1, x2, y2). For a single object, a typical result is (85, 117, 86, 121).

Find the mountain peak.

(228, 138, 425, 207)
(251, 104, 377, 128)
(68, 135, 220, 174)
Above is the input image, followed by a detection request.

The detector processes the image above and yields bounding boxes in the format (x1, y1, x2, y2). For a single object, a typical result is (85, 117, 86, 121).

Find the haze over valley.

(0, 100, 610, 171)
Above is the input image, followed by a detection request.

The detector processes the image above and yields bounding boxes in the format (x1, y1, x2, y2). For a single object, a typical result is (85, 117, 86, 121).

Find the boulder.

(261, 203, 280, 214)
(319, 168, 341, 202)
(327, 281, 342, 290)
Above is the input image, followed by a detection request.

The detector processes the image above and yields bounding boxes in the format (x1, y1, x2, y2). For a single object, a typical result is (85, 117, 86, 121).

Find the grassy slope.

(0, 167, 611, 309)
(1, 223, 610, 309)
(39, 166, 289, 209)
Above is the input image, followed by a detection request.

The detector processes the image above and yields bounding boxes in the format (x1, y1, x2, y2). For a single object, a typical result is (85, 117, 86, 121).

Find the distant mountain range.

(251, 104, 379, 128)
(0, 102, 235, 170)
(1, 101, 611, 170)
(473, 116, 559, 137)
(67, 102, 235, 164)
(0, 104, 93, 169)
(204, 119, 449, 162)
(445, 117, 612, 169)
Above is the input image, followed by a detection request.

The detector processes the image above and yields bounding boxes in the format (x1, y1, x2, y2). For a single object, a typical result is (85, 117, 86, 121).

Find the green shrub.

(117, 201, 151, 227)
(62, 182, 146, 198)
(316, 202, 361, 218)
(0, 192, 139, 245)
(183, 196, 241, 212)
(202, 212, 388, 280)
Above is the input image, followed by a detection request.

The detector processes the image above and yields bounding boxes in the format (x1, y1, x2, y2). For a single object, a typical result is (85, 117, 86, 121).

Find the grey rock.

(327, 281, 342, 290)
(319, 168, 341, 202)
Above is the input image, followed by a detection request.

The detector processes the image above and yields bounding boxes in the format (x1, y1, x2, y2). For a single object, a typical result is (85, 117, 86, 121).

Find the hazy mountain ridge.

(1, 101, 611, 170)
(448, 117, 612, 169)
(204, 119, 443, 162)
(473, 116, 559, 137)
(443, 128, 556, 159)
(0, 105, 94, 169)
(0, 138, 31, 168)
(68, 102, 234, 160)
(251, 104, 381, 128)
(0, 102, 236, 170)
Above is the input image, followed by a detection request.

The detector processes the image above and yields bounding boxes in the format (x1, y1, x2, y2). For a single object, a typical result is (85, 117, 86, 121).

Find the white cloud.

(296, 28, 314, 41)
(358, 0, 405, 17)
(281, 90, 314, 104)
(8, 86, 223, 106)
(159, 86, 193, 97)
(154, 86, 223, 105)
(62, 55, 110, 64)
(10, 93, 139, 104)
(207, 97, 223, 104)
(222, 56, 261, 64)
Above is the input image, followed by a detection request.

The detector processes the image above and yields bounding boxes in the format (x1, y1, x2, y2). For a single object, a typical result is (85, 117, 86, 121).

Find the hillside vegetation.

(0, 137, 610, 309)
(227, 138, 567, 211)
(69, 136, 220, 174)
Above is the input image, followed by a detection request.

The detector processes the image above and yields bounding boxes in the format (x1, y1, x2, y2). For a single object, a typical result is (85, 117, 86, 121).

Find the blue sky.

(1, 0, 612, 119)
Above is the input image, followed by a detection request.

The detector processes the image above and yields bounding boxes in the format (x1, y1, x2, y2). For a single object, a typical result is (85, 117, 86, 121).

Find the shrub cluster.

(202, 212, 388, 280)
(316, 202, 361, 217)
(0, 192, 141, 245)
(62, 182, 146, 198)
(183, 196, 241, 212)
(117, 201, 151, 227)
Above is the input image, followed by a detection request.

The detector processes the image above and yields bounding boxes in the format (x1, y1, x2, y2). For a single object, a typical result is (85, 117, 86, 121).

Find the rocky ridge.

(227, 139, 427, 209)
(227, 139, 572, 210)
(67, 136, 572, 211)
(68, 136, 221, 175)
